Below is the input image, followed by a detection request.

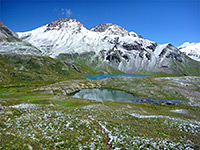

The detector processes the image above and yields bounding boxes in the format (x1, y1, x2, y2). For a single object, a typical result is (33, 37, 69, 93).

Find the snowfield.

(178, 42, 200, 61)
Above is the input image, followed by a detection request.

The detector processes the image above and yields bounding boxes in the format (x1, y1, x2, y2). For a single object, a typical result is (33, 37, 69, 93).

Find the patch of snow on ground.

(170, 109, 188, 114)
(130, 113, 166, 118)
(98, 121, 120, 149)
(10, 104, 37, 109)
(130, 112, 200, 135)
(82, 104, 102, 109)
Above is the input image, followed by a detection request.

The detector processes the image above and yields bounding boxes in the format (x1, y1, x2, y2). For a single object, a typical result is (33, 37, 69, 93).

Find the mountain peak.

(90, 23, 129, 36)
(45, 18, 86, 31)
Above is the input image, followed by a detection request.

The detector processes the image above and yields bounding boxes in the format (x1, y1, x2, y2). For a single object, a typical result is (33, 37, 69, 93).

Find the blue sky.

(0, 0, 199, 46)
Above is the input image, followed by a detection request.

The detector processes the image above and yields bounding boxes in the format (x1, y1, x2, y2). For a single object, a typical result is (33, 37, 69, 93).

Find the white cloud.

(61, 8, 72, 17)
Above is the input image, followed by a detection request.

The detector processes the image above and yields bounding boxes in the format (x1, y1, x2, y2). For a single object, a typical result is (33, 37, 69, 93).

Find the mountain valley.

(0, 18, 200, 149)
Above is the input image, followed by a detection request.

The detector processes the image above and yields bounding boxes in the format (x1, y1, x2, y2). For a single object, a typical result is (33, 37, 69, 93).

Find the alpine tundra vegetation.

(0, 19, 200, 149)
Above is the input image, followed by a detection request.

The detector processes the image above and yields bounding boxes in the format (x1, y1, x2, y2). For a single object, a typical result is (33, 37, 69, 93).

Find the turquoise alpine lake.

(83, 74, 147, 80)
(73, 88, 184, 104)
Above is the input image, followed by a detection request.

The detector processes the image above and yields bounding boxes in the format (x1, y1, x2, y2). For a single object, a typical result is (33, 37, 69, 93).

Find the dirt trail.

(86, 116, 115, 150)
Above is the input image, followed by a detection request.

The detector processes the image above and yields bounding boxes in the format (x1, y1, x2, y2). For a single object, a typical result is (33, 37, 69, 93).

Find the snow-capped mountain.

(1, 18, 199, 75)
(17, 18, 158, 58)
(178, 42, 200, 61)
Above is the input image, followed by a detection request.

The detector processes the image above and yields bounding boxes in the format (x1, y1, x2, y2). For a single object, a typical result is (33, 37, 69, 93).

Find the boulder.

(166, 101, 173, 105)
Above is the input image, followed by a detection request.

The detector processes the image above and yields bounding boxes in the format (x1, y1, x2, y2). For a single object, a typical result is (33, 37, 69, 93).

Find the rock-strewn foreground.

(0, 76, 199, 149)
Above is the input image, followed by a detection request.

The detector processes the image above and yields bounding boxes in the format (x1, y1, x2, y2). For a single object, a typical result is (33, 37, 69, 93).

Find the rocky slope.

(0, 21, 18, 40)
(1, 18, 199, 75)
(0, 21, 42, 55)
(178, 42, 200, 61)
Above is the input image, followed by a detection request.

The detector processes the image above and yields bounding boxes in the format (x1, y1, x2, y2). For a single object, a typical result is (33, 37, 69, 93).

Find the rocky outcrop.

(44, 18, 86, 32)
(106, 54, 121, 63)
(58, 51, 96, 59)
(122, 43, 141, 51)
(0, 21, 18, 38)
(0, 21, 42, 55)
(145, 53, 151, 60)
(146, 42, 158, 52)
(58, 53, 78, 59)
(159, 48, 167, 58)
(32, 80, 101, 95)
(91, 23, 129, 36)
(64, 62, 81, 73)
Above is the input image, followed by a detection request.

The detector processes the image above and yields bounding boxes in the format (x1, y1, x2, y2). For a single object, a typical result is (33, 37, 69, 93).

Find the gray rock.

(58, 53, 78, 59)
(64, 62, 81, 73)
(106, 54, 121, 63)
(145, 53, 151, 60)
(79, 51, 95, 58)
(123, 43, 141, 50)
(159, 48, 167, 58)
(122, 54, 129, 61)
(90, 23, 129, 36)
(147, 42, 158, 52)
(166, 101, 173, 105)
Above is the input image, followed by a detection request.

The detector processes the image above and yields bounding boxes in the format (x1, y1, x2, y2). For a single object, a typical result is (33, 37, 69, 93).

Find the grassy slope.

(58, 53, 124, 75)
(170, 56, 200, 76)
(0, 53, 122, 84)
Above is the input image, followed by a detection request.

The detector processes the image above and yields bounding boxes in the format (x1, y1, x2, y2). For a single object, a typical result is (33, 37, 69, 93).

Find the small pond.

(83, 74, 147, 80)
(72, 88, 184, 104)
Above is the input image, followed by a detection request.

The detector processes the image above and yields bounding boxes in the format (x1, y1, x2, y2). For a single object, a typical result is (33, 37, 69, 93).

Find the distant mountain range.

(178, 42, 200, 62)
(0, 18, 199, 76)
